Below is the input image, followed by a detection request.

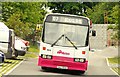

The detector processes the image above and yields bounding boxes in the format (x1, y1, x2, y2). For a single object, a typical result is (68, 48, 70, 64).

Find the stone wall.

(89, 24, 108, 50)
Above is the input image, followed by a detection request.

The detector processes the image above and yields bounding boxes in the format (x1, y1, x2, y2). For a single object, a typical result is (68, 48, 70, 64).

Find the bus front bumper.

(38, 56, 88, 71)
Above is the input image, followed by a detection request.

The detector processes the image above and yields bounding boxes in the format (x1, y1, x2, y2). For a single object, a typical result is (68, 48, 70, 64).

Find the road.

(7, 51, 117, 76)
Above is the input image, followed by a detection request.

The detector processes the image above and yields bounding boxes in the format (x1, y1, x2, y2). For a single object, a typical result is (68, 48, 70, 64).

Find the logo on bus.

(57, 50, 70, 55)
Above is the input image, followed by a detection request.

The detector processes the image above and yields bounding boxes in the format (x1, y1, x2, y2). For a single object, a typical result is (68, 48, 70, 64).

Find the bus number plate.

(57, 66, 68, 69)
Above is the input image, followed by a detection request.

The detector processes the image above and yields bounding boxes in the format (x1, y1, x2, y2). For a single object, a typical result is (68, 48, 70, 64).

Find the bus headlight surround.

(74, 58, 86, 63)
(47, 55, 52, 59)
(41, 54, 52, 59)
(42, 54, 47, 58)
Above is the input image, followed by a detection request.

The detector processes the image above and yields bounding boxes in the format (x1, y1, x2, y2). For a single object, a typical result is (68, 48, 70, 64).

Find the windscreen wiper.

(65, 35, 78, 50)
(51, 34, 64, 47)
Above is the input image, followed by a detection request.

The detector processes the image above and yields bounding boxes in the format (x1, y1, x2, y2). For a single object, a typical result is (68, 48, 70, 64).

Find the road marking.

(110, 67, 119, 76)
(105, 58, 119, 76)
(4, 59, 24, 75)
(106, 57, 110, 66)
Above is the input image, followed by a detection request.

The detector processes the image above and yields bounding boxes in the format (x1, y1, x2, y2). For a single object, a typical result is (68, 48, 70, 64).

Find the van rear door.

(0, 29, 9, 53)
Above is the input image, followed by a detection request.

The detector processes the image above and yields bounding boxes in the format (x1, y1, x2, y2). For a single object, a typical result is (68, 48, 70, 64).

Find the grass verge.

(108, 57, 120, 64)
(108, 57, 120, 75)
(28, 45, 39, 53)
(24, 44, 39, 58)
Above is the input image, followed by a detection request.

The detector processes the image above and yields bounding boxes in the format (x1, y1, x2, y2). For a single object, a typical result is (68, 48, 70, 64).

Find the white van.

(0, 22, 18, 58)
(15, 36, 29, 56)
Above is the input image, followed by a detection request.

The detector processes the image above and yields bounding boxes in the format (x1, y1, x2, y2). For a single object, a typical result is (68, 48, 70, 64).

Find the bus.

(38, 13, 95, 73)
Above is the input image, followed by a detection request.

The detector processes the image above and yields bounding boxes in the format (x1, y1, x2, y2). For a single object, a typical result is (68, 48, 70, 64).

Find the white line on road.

(105, 58, 119, 76)
(106, 57, 110, 66)
(4, 59, 24, 75)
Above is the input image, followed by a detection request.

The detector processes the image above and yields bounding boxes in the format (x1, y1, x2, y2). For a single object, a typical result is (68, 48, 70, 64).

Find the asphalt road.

(8, 51, 117, 76)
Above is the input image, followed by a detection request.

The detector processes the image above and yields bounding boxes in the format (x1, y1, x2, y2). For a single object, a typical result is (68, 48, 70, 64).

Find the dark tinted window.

(45, 14, 89, 25)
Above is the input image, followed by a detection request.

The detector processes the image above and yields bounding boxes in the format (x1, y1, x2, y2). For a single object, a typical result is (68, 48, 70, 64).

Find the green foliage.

(85, 3, 104, 23)
(2, 2, 119, 42)
(48, 2, 98, 15)
(84, 2, 119, 41)
(25, 44, 39, 58)
(109, 3, 119, 41)
(5, 12, 31, 38)
(108, 57, 120, 64)
(48, 2, 117, 24)
(107, 25, 115, 30)
(84, 2, 118, 24)
(48, 2, 82, 15)
(0, 3, 2, 21)
(2, 2, 47, 40)
(48, 2, 118, 24)
(29, 44, 39, 53)
(109, 4, 119, 24)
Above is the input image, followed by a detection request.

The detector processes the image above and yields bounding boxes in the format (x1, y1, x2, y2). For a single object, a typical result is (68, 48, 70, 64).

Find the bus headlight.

(74, 58, 86, 63)
(41, 54, 52, 59)
(47, 55, 52, 59)
(42, 54, 47, 58)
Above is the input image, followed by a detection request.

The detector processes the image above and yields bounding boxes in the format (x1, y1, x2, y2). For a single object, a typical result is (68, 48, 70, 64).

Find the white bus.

(38, 14, 95, 74)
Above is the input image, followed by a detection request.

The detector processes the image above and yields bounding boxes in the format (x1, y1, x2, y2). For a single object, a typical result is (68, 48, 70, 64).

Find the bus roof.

(45, 13, 90, 21)
(45, 13, 90, 25)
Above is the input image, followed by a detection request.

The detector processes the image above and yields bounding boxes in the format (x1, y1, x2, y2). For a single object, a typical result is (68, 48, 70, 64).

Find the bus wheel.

(80, 71, 85, 74)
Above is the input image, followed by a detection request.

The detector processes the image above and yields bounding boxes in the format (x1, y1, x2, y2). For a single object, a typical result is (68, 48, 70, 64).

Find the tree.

(106, 2, 119, 45)
(0, 3, 2, 21)
(2, 2, 47, 40)
(84, 2, 118, 24)
(82, 2, 99, 14)
(48, 2, 83, 15)
(109, 3, 119, 42)
(5, 12, 31, 38)
(48, 2, 99, 15)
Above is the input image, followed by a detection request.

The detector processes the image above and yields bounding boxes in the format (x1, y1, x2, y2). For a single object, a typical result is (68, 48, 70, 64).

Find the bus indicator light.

(43, 47, 46, 50)
(82, 51, 86, 54)
(90, 20, 92, 28)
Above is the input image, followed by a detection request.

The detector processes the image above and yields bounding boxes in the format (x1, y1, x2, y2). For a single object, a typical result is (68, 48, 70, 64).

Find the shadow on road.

(40, 67, 85, 76)
(4, 58, 23, 64)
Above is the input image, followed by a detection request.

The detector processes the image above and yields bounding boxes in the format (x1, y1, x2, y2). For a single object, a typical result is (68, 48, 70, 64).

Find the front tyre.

(41, 67, 48, 71)
(80, 71, 85, 74)
(14, 50, 18, 57)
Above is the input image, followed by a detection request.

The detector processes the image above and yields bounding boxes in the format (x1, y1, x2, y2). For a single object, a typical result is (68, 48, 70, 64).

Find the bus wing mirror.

(92, 30, 96, 36)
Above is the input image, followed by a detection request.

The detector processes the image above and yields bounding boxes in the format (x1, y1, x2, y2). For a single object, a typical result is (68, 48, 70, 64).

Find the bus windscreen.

(44, 22, 88, 47)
